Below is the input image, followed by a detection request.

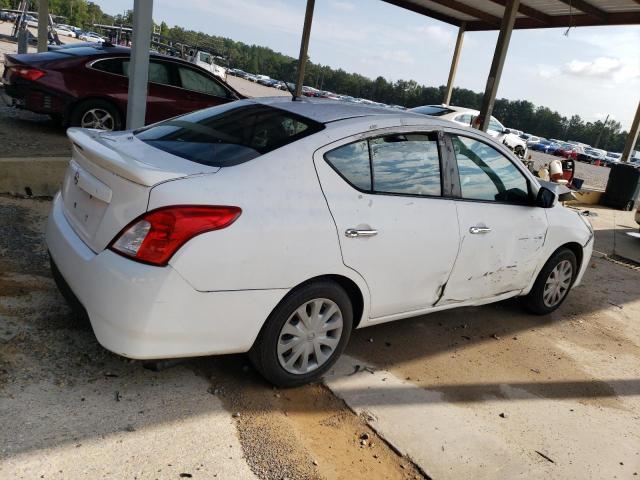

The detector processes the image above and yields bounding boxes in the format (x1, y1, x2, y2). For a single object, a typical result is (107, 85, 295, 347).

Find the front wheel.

(249, 281, 353, 387)
(522, 248, 577, 315)
(514, 145, 525, 159)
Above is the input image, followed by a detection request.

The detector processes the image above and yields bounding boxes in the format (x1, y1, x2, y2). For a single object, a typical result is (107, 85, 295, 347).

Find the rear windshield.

(410, 105, 454, 117)
(135, 101, 324, 167)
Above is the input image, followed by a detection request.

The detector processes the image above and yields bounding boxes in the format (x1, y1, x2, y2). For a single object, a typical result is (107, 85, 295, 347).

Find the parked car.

(603, 152, 621, 166)
(530, 139, 551, 152)
(2, 45, 242, 130)
(526, 136, 541, 147)
(410, 105, 528, 159)
(55, 25, 76, 37)
(23, 14, 38, 28)
(45, 97, 593, 386)
(577, 147, 606, 164)
(0, 11, 17, 21)
(79, 31, 105, 42)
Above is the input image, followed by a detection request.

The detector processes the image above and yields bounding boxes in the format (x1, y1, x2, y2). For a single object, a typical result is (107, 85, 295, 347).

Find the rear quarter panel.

(147, 136, 369, 298)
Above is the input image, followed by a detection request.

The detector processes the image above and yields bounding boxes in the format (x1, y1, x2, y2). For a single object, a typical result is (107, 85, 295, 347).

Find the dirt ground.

(0, 195, 423, 479)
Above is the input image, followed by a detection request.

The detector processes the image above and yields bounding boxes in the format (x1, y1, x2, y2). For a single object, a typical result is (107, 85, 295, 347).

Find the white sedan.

(46, 98, 593, 386)
(411, 104, 529, 159)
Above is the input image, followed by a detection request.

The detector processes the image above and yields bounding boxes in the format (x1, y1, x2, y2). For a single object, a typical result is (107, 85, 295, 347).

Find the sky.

(96, 0, 640, 129)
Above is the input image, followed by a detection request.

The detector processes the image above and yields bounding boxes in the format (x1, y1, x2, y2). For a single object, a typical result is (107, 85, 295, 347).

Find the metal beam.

(443, 22, 465, 106)
(555, 0, 608, 21)
(126, 0, 153, 129)
(381, 0, 463, 27)
(621, 101, 640, 163)
(37, 0, 48, 53)
(427, 0, 501, 25)
(466, 10, 640, 30)
(478, 0, 519, 132)
(488, 0, 551, 25)
(295, 0, 315, 98)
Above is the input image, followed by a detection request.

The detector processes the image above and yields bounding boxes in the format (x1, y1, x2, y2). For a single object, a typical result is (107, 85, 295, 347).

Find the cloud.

(563, 57, 622, 78)
(330, 1, 355, 12)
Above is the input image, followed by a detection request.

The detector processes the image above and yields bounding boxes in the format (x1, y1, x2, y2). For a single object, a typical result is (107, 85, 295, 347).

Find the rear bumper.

(46, 193, 287, 359)
(2, 83, 67, 114)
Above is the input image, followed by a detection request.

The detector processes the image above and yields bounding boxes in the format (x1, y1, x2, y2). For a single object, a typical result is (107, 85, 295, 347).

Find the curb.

(0, 156, 68, 197)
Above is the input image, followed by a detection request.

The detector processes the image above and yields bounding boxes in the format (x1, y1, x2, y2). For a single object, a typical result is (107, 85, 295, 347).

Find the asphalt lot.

(1, 195, 638, 479)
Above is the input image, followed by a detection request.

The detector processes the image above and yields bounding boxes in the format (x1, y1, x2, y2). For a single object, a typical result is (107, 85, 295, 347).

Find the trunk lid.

(62, 128, 219, 252)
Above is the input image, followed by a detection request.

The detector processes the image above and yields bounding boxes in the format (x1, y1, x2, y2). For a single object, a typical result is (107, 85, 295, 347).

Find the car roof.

(254, 96, 419, 123)
(43, 44, 200, 67)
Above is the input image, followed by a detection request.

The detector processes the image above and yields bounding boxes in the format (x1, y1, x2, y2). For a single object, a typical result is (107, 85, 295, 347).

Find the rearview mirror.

(535, 186, 556, 208)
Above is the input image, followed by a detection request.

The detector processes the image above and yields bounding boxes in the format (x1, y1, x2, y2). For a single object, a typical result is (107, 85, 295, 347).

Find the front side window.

(178, 67, 227, 97)
(451, 135, 529, 204)
(324, 132, 442, 197)
(488, 117, 505, 133)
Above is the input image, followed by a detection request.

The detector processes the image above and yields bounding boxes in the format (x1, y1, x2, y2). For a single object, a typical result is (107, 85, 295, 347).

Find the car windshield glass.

(135, 101, 324, 167)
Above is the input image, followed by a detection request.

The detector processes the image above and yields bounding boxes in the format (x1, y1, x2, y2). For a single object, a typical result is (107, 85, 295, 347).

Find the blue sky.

(97, 0, 639, 128)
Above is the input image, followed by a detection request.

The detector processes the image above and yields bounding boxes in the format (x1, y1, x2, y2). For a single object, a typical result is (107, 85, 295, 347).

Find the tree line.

(3, 0, 635, 152)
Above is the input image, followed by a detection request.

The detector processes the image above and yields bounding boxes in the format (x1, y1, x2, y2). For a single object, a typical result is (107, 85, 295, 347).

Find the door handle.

(345, 228, 378, 238)
(469, 226, 492, 234)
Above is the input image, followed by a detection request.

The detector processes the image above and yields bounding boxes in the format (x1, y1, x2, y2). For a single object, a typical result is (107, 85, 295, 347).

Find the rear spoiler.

(67, 127, 186, 186)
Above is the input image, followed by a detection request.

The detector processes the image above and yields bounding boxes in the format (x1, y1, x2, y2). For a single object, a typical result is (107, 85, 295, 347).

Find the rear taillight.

(10, 67, 46, 81)
(109, 206, 242, 266)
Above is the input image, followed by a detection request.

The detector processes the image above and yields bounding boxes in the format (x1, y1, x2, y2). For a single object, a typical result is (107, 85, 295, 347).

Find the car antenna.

(283, 82, 298, 102)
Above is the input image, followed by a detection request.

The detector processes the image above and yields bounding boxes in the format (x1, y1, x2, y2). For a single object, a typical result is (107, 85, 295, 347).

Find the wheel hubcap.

(543, 260, 573, 307)
(277, 298, 343, 375)
(80, 108, 114, 131)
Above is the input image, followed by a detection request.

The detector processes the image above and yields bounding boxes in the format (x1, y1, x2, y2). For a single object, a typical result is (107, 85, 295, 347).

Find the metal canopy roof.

(383, 0, 640, 30)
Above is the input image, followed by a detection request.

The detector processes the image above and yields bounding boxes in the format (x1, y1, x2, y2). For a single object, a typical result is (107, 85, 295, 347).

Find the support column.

(477, 0, 519, 132)
(443, 22, 465, 106)
(621, 101, 640, 163)
(126, 0, 154, 130)
(37, 0, 49, 53)
(294, 0, 315, 98)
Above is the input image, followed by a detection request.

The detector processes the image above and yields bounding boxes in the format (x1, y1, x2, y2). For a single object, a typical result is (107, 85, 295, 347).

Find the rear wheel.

(522, 248, 577, 315)
(70, 99, 122, 131)
(249, 281, 353, 387)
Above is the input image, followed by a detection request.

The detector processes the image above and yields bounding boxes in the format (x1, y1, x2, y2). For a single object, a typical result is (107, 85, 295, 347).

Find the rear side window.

(135, 101, 324, 167)
(325, 132, 442, 197)
(91, 58, 124, 75)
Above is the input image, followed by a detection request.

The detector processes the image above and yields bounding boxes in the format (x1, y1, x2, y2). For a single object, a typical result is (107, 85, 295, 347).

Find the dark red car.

(1, 44, 242, 130)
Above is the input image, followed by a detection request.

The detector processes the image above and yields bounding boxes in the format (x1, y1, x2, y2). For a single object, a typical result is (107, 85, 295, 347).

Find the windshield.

(135, 101, 324, 167)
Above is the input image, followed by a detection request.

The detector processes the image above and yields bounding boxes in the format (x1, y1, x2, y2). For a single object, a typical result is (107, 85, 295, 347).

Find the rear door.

(440, 131, 548, 303)
(314, 129, 460, 319)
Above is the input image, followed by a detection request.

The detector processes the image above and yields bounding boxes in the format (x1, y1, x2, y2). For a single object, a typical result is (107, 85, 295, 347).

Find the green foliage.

(34, 0, 637, 152)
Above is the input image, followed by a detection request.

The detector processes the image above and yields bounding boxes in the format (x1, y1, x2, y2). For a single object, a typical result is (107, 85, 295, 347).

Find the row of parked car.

(525, 136, 625, 167)
(0, 11, 105, 43)
(227, 69, 407, 109)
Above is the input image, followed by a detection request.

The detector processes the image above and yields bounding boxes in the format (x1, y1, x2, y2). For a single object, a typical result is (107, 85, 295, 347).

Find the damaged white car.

(46, 98, 593, 387)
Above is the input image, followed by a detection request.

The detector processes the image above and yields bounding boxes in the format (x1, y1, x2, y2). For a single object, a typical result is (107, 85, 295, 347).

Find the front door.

(314, 130, 460, 319)
(441, 133, 548, 303)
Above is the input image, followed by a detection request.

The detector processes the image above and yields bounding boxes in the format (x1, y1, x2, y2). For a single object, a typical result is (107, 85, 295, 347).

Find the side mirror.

(535, 186, 556, 208)
(503, 128, 511, 134)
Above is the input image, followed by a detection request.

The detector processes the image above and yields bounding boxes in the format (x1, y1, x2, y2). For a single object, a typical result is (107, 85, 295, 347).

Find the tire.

(249, 281, 353, 387)
(70, 99, 122, 131)
(522, 248, 578, 315)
